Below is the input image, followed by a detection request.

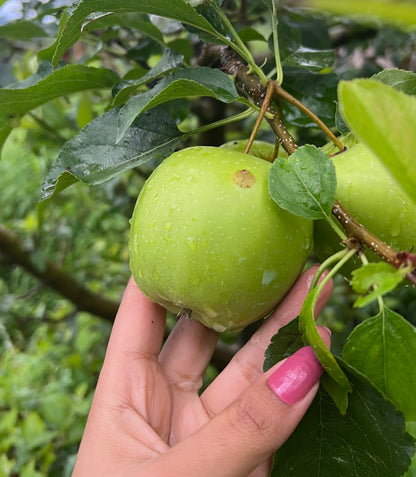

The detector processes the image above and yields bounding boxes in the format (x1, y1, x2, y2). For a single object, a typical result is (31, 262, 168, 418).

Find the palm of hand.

(72, 268, 331, 477)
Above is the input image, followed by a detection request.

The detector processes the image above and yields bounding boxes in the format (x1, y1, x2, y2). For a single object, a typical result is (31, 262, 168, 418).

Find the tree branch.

(0, 224, 120, 321)
(332, 201, 416, 285)
(199, 44, 416, 286)
(198, 44, 297, 154)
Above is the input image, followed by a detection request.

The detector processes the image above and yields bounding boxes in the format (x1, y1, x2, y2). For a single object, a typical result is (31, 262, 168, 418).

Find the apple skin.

(129, 146, 313, 332)
(221, 139, 287, 162)
(314, 143, 416, 271)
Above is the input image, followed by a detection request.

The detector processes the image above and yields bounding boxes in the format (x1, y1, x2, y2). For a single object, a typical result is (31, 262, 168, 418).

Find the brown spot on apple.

(232, 169, 256, 188)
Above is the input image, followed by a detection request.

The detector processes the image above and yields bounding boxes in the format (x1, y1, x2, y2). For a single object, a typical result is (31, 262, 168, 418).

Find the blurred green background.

(1, 0, 416, 475)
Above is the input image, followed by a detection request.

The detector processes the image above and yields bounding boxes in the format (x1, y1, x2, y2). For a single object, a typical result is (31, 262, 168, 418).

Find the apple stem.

(310, 247, 359, 290)
(177, 307, 192, 320)
(243, 80, 276, 156)
(272, 82, 345, 152)
(332, 200, 416, 286)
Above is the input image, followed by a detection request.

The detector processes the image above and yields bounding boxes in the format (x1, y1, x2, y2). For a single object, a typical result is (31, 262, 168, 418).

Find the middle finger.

(159, 314, 219, 392)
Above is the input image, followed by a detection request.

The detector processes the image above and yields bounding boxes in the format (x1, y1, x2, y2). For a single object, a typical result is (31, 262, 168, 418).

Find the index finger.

(105, 276, 167, 362)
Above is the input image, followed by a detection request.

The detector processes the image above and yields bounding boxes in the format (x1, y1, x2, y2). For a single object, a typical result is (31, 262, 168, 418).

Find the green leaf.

(0, 20, 48, 40)
(343, 307, 416, 421)
(373, 68, 416, 95)
(193, 2, 231, 41)
(238, 27, 267, 43)
(282, 68, 338, 128)
(277, 10, 334, 73)
(0, 62, 119, 156)
(299, 287, 351, 414)
(0, 115, 13, 156)
(338, 79, 416, 205)
(268, 144, 336, 220)
(263, 318, 303, 371)
(282, 47, 335, 72)
(39, 392, 75, 429)
(40, 0, 222, 67)
(41, 107, 183, 200)
(0, 62, 119, 116)
(116, 67, 239, 142)
(351, 263, 404, 308)
(271, 361, 415, 477)
(83, 12, 165, 44)
(111, 49, 184, 107)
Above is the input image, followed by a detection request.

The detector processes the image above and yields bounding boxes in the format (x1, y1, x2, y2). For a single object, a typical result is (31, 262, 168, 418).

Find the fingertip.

(121, 275, 164, 313)
(267, 346, 324, 405)
(317, 325, 332, 349)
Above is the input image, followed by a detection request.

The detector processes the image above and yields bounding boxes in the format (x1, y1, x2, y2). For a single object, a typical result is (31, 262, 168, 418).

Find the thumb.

(142, 344, 328, 477)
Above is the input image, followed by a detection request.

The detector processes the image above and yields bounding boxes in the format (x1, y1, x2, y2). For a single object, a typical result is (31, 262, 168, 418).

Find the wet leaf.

(343, 306, 416, 421)
(268, 144, 336, 220)
(41, 107, 182, 200)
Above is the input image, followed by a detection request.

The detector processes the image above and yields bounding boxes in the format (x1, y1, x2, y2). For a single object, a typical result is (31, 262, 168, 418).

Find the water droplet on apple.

(187, 237, 197, 250)
(262, 269, 278, 285)
(390, 219, 401, 238)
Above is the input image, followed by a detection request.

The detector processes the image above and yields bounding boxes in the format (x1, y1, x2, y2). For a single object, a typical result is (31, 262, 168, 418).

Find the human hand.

(72, 265, 332, 477)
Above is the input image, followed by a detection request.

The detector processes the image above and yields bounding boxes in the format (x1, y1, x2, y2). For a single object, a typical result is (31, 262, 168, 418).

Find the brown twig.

(272, 82, 345, 151)
(198, 45, 298, 155)
(244, 80, 275, 155)
(332, 200, 416, 285)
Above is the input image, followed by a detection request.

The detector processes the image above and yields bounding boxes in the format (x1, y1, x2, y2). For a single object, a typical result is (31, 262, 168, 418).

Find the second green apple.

(315, 142, 416, 269)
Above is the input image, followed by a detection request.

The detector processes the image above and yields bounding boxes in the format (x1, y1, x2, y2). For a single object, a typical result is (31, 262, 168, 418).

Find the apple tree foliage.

(1, 0, 416, 475)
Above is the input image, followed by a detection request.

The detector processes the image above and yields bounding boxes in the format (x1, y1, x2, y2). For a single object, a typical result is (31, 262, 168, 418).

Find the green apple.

(129, 146, 313, 332)
(314, 142, 416, 271)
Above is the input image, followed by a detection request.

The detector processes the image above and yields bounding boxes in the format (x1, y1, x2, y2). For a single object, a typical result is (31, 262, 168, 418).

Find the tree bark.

(0, 224, 120, 321)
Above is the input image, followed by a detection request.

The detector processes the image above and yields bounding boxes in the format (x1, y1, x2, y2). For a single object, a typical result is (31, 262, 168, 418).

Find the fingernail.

(321, 326, 332, 336)
(267, 347, 324, 405)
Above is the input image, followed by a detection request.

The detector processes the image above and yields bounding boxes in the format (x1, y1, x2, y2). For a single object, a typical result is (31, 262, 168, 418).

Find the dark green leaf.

(271, 361, 415, 477)
(111, 49, 184, 107)
(277, 17, 301, 64)
(275, 16, 335, 72)
(83, 12, 164, 44)
(373, 68, 416, 95)
(268, 144, 336, 220)
(263, 318, 303, 372)
(0, 62, 119, 115)
(194, 2, 231, 41)
(116, 67, 239, 142)
(282, 67, 338, 128)
(343, 307, 416, 421)
(283, 47, 335, 72)
(41, 107, 183, 200)
(39, 0, 222, 67)
(238, 27, 267, 43)
(351, 263, 404, 308)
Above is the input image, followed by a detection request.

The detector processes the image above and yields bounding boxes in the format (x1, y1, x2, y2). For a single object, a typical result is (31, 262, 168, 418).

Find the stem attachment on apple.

(177, 307, 192, 320)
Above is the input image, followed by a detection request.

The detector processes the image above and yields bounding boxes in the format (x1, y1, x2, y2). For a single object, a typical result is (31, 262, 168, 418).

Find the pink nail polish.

(267, 347, 324, 405)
